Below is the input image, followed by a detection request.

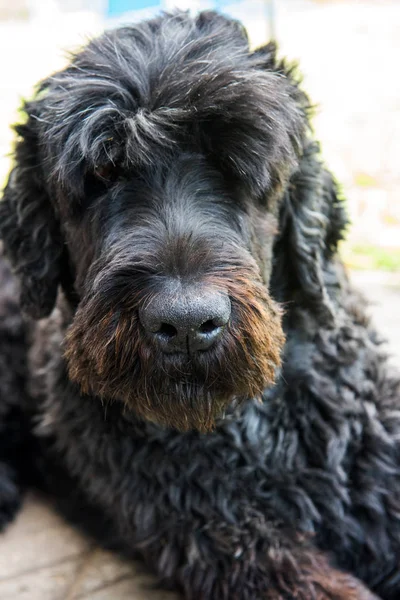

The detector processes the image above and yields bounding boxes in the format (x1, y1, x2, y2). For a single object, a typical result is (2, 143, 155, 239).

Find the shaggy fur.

(0, 10, 399, 599)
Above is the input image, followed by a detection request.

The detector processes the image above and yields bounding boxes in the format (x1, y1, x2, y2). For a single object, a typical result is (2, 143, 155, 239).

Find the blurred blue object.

(107, 0, 161, 18)
(105, 0, 275, 44)
(106, 1, 254, 19)
(214, 0, 243, 6)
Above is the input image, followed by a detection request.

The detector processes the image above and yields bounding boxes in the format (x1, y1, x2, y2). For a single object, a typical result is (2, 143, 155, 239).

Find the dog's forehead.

(49, 13, 253, 133)
(37, 12, 305, 198)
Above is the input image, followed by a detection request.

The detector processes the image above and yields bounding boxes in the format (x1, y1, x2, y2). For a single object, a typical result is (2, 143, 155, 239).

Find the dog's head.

(0, 12, 346, 431)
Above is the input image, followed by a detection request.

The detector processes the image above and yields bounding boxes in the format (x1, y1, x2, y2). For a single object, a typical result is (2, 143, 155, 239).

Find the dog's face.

(64, 152, 286, 431)
(1, 12, 315, 432)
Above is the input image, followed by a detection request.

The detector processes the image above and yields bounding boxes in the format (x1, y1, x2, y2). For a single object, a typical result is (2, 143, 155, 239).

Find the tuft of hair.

(23, 11, 308, 199)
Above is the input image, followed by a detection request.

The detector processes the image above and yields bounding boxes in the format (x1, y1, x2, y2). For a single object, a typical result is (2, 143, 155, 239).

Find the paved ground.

(0, 494, 178, 600)
(0, 271, 399, 599)
(352, 270, 400, 361)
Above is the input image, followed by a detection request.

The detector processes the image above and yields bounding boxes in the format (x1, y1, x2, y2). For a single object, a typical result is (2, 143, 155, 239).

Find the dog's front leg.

(0, 261, 32, 531)
(126, 510, 379, 600)
(0, 462, 23, 531)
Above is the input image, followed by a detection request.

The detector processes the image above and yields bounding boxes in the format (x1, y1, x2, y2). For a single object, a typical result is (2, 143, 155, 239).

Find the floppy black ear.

(0, 107, 63, 319)
(272, 141, 348, 324)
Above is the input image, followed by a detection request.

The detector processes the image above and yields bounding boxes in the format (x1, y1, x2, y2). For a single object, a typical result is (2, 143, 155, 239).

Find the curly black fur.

(0, 10, 399, 599)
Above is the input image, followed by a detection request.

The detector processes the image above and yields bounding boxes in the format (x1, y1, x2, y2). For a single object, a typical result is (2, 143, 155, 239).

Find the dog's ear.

(0, 104, 64, 319)
(252, 45, 347, 323)
(196, 41, 309, 198)
(272, 141, 348, 324)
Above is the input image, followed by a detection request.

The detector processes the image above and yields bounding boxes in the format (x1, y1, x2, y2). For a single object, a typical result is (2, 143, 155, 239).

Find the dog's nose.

(139, 285, 231, 353)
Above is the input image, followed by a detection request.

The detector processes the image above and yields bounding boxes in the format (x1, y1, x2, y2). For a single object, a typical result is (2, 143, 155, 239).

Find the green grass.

(340, 242, 400, 272)
(353, 171, 378, 188)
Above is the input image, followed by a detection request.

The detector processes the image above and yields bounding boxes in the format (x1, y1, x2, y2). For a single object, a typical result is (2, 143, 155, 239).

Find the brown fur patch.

(267, 545, 379, 600)
(65, 264, 284, 432)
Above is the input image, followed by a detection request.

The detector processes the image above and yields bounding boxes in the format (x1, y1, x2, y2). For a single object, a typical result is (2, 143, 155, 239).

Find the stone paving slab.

(352, 270, 400, 361)
(0, 494, 180, 600)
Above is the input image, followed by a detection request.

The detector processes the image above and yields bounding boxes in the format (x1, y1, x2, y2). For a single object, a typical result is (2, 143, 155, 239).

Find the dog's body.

(0, 11, 400, 599)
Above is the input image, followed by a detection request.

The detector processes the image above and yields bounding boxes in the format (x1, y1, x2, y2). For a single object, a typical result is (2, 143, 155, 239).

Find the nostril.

(199, 319, 220, 335)
(157, 323, 178, 339)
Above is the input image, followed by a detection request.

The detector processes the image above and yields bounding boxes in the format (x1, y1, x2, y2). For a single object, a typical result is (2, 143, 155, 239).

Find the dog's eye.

(83, 164, 121, 205)
(94, 163, 120, 183)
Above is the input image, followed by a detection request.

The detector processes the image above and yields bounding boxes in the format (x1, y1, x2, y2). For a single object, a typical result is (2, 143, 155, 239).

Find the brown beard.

(64, 266, 285, 433)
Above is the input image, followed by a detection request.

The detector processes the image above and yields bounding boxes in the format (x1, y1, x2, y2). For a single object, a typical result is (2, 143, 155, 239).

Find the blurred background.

(0, 3, 399, 598)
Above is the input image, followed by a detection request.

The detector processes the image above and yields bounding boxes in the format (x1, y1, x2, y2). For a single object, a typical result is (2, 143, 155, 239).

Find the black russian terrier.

(0, 10, 398, 600)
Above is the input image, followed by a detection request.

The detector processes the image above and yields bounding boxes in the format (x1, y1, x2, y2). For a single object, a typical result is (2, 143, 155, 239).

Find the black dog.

(0, 10, 399, 599)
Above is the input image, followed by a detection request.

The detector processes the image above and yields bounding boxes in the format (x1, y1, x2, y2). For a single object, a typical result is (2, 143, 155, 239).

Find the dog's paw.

(260, 583, 379, 600)
(306, 571, 380, 600)
(0, 462, 22, 531)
